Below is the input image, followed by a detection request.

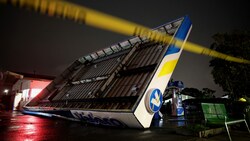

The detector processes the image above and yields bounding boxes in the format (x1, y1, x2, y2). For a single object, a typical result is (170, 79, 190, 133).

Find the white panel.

(133, 25, 192, 128)
(70, 110, 142, 128)
(134, 74, 172, 128)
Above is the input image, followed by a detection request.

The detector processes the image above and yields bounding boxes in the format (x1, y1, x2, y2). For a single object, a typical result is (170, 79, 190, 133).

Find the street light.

(4, 89, 9, 94)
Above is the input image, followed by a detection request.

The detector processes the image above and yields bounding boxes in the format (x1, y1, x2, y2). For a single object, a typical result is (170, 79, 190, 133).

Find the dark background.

(1, 0, 250, 97)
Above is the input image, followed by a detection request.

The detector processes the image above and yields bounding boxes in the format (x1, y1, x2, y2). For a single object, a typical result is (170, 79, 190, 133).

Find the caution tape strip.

(1, 0, 249, 64)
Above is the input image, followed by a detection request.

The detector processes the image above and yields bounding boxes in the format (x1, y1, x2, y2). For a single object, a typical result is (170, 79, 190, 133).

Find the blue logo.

(145, 89, 163, 113)
(72, 112, 127, 128)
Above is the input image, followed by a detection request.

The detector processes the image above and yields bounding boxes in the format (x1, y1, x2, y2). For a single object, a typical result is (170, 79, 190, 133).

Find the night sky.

(1, 0, 250, 97)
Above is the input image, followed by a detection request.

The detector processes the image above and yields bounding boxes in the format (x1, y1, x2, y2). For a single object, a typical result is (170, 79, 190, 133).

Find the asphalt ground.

(0, 111, 249, 141)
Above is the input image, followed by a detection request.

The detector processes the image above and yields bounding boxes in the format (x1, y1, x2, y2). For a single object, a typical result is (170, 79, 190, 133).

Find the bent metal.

(72, 111, 127, 127)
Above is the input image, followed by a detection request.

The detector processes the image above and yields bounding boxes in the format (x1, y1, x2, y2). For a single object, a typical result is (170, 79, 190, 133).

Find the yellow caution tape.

(1, 0, 249, 64)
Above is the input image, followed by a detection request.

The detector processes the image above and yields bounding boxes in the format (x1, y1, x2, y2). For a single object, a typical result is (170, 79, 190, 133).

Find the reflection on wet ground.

(0, 111, 249, 141)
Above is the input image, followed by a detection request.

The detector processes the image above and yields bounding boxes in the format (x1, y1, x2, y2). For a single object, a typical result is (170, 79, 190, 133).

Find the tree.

(201, 88, 215, 99)
(209, 31, 250, 100)
(181, 88, 202, 98)
(181, 87, 215, 99)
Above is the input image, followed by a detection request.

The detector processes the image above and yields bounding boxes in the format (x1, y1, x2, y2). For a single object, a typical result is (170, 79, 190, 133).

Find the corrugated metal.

(35, 17, 184, 110)
(102, 42, 167, 100)
(41, 41, 168, 110)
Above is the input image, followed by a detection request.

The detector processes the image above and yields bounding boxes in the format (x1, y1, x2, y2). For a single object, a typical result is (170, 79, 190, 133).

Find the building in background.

(0, 71, 54, 111)
(0, 71, 23, 110)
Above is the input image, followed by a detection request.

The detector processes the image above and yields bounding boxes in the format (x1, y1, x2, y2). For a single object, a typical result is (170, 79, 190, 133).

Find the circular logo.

(145, 89, 163, 114)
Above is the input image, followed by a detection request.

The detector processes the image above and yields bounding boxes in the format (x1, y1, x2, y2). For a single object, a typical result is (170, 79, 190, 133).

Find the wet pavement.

(0, 111, 250, 141)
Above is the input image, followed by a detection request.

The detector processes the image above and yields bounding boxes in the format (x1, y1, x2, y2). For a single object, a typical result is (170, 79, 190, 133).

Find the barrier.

(1, 0, 249, 64)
